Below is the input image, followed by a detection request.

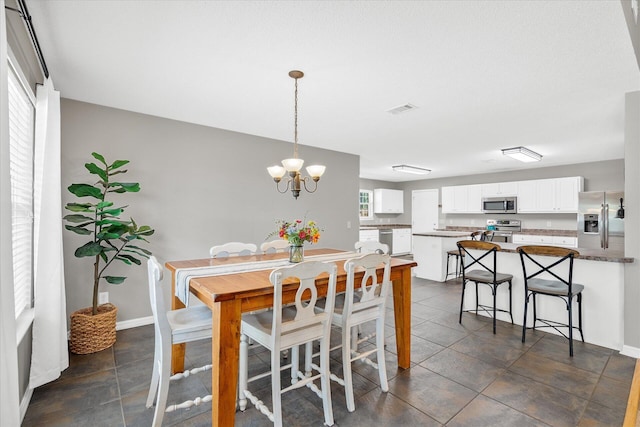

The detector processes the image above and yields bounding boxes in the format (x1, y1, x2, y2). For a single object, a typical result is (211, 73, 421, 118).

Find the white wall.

(61, 99, 360, 322)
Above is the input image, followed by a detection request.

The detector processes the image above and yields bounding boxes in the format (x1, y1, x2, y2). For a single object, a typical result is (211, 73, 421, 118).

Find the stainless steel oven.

(486, 219, 521, 243)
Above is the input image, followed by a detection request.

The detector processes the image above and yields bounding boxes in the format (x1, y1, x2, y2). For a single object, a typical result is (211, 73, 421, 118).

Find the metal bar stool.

(457, 240, 514, 333)
(445, 231, 484, 280)
(517, 245, 583, 357)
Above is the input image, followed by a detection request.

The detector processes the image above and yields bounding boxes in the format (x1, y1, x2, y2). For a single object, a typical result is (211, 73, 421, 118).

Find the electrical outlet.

(98, 292, 109, 305)
(347, 221, 351, 229)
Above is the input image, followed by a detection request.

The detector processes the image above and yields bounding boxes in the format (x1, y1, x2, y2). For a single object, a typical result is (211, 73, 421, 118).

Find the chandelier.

(267, 70, 326, 199)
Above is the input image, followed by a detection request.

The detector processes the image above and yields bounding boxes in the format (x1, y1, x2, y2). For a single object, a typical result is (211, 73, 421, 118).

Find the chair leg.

(146, 356, 160, 409)
(271, 345, 283, 427)
(508, 280, 514, 324)
(152, 350, 171, 427)
(578, 293, 585, 342)
(522, 292, 529, 344)
(532, 293, 538, 331)
(238, 334, 249, 411)
(492, 284, 497, 334)
(291, 345, 300, 384)
(342, 323, 356, 413)
(475, 282, 479, 314)
(304, 341, 313, 378)
(568, 295, 574, 357)
(445, 254, 451, 279)
(459, 280, 467, 324)
(375, 317, 389, 393)
(319, 336, 335, 426)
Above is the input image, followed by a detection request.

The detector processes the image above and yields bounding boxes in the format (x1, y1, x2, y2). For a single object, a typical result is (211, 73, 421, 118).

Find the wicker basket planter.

(69, 303, 117, 354)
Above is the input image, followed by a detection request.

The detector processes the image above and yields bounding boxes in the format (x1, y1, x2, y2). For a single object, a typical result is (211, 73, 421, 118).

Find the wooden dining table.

(166, 248, 417, 427)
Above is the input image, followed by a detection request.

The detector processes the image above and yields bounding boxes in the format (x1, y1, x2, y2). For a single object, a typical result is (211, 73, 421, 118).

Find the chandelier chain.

(293, 76, 299, 158)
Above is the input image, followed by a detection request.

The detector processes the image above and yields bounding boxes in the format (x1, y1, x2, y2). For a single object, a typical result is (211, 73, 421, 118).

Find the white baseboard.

(20, 387, 33, 423)
(620, 345, 640, 358)
(116, 315, 154, 331)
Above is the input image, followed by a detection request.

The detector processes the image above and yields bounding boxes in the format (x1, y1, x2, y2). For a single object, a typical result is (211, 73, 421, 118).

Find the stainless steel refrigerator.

(577, 191, 625, 251)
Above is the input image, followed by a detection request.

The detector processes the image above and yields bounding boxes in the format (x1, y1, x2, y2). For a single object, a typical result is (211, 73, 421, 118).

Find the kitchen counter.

(360, 224, 411, 229)
(495, 242, 633, 263)
(413, 231, 473, 238)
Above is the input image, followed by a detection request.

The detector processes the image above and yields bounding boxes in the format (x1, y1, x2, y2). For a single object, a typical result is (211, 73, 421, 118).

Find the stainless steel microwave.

(482, 197, 517, 214)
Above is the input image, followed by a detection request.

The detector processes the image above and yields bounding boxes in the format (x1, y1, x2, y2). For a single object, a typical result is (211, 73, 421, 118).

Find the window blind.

(8, 62, 35, 319)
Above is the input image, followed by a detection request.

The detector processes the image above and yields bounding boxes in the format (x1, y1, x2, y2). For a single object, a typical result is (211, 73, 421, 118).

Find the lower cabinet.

(512, 234, 577, 248)
(358, 229, 379, 243)
(392, 228, 412, 255)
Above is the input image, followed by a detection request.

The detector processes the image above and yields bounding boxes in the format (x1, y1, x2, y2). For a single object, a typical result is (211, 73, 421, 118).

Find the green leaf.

(75, 241, 103, 257)
(109, 159, 129, 170)
(85, 162, 108, 181)
(118, 254, 141, 265)
(65, 225, 92, 235)
(95, 218, 126, 227)
(68, 183, 103, 199)
(96, 201, 113, 209)
(99, 251, 108, 263)
(115, 256, 132, 265)
(110, 182, 140, 192)
(136, 228, 155, 237)
(63, 214, 94, 223)
(92, 152, 107, 165)
(128, 245, 152, 255)
(109, 188, 127, 193)
(65, 203, 94, 212)
(99, 208, 124, 217)
(104, 276, 126, 284)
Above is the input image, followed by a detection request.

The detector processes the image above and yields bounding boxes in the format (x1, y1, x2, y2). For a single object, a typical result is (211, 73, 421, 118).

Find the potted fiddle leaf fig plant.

(64, 152, 154, 354)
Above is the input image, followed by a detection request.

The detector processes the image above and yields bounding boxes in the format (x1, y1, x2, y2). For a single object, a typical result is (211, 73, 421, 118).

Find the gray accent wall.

(61, 99, 359, 322)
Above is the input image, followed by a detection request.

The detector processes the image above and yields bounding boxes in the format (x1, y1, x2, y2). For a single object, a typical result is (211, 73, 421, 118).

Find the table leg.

(392, 268, 412, 368)
(211, 299, 241, 427)
(170, 270, 186, 374)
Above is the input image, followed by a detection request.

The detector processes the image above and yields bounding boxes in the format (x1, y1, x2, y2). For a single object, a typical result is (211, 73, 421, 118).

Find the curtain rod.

(5, 0, 49, 78)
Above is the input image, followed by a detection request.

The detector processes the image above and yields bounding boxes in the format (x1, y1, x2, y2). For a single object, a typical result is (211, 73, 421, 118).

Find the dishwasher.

(379, 229, 393, 255)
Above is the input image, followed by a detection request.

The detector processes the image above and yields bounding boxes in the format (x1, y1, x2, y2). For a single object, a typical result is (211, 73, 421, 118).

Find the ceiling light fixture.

(267, 70, 325, 199)
(501, 146, 543, 163)
(392, 164, 431, 175)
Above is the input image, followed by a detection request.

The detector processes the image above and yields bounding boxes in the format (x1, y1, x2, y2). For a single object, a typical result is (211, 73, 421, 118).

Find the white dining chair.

(238, 261, 337, 427)
(146, 256, 213, 427)
(209, 242, 257, 258)
(260, 239, 290, 254)
(306, 253, 391, 412)
(355, 240, 389, 255)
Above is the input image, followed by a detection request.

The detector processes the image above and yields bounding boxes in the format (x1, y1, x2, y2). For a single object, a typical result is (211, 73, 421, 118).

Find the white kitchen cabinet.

(392, 228, 412, 255)
(518, 177, 583, 213)
(441, 185, 482, 213)
(358, 229, 379, 242)
(481, 181, 518, 197)
(513, 234, 554, 245)
(552, 236, 578, 248)
(373, 189, 404, 214)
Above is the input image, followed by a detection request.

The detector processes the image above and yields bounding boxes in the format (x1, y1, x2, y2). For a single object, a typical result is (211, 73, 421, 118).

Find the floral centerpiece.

(272, 219, 321, 262)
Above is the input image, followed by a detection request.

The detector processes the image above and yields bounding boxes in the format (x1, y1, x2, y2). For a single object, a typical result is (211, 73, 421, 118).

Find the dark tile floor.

(23, 276, 636, 426)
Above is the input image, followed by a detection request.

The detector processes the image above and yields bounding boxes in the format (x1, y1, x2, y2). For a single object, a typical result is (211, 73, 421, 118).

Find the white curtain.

(0, 0, 21, 424)
(29, 77, 69, 389)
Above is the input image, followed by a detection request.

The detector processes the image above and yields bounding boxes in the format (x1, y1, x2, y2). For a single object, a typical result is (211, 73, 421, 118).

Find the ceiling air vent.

(386, 103, 418, 115)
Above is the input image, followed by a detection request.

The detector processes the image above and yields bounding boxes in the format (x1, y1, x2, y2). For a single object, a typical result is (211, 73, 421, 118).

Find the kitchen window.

(359, 189, 373, 220)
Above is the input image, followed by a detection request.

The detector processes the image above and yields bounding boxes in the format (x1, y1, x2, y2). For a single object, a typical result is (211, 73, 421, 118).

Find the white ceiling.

(27, 1, 639, 182)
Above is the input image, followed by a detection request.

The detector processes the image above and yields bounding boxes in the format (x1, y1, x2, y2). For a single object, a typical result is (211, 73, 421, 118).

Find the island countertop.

(412, 233, 634, 263)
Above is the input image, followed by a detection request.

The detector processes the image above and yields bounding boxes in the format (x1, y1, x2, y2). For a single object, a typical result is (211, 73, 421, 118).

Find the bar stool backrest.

(516, 245, 580, 293)
(457, 240, 502, 282)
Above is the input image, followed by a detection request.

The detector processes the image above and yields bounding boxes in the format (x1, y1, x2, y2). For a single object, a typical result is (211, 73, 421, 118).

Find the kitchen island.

(413, 232, 634, 350)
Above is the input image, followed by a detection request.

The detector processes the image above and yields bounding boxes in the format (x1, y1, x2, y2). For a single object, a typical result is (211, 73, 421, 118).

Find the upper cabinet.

(517, 177, 584, 213)
(373, 189, 404, 214)
(443, 176, 584, 214)
(441, 184, 482, 213)
(481, 181, 518, 197)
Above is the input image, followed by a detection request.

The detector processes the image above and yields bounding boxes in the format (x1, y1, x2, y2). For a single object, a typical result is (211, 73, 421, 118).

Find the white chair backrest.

(269, 261, 337, 340)
(343, 253, 391, 317)
(354, 241, 389, 255)
(147, 256, 171, 339)
(209, 242, 257, 258)
(260, 239, 290, 254)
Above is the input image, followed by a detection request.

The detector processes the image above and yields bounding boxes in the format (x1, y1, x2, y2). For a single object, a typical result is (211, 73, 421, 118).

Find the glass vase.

(289, 244, 304, 263)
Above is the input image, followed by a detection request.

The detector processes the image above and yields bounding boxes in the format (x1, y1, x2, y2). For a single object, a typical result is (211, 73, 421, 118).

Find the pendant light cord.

(293, 76, 299, 159)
